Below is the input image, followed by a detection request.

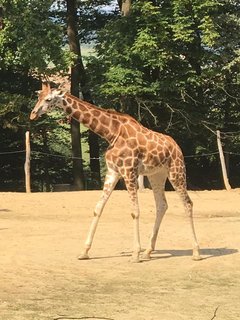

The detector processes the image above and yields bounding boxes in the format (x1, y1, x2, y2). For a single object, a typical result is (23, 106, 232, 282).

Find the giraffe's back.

(108, 118, 185, 177)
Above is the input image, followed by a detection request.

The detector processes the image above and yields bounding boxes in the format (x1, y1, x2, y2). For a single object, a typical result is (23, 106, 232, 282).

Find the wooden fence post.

(216, 130, 231, 190)
(24, 131, 31, 193)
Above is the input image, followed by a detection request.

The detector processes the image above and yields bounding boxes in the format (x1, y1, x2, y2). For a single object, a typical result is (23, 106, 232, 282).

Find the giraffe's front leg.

(124, 172, 141, 263)
(78, 169, 119, 260)
(131, 209, 141, 263)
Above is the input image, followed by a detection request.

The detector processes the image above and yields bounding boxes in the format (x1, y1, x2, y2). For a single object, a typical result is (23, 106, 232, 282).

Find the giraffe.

(30, 82, 201, 263)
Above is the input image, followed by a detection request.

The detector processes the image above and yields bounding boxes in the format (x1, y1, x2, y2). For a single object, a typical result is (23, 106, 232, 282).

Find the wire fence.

(1, 149, 240, 159)
(1, 127, 240, 192)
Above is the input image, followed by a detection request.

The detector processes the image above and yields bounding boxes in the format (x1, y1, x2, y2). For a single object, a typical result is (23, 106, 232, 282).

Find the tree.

(0, 6, 4, 30)
(0, 0, 70, 73)
(0, 0, 74, 191)
(66, 0, 85, 190)
(86, 0, 240, 189)
(0, 0, 104, 191)
(0, 0, 239, 190)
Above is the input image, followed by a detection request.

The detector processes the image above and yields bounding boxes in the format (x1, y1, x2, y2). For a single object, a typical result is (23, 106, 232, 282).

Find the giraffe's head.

(30, 82, 64, 120)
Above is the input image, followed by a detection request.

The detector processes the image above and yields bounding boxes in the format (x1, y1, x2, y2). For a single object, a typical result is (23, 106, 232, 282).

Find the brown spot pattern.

(81, 112, 91, 124)
(92, 109, 101, 117)
(51, 92, 188, 199)
(72, 111, 80, 120)
(66, 107, 72, 114)
(72, 101, 78, 109)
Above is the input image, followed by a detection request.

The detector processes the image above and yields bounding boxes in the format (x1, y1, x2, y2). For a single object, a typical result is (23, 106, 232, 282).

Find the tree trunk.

(42, 131, 51, 192)
(119, 0, 131, 16)
(66, 0, 101, 189)
(216, 130, 231, 190)
(66, 0, 85, 190)
(0, 7, 4, 30)
(24, 131, 31, 193)
(88, 130, 101, 188)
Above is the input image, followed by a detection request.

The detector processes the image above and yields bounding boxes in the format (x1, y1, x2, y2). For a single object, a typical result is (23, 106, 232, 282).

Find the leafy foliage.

(86, 0, 240, 188)
(0, 0, 240, 190)
(0, 0, 72, 73)
(0, 0, 74, 191)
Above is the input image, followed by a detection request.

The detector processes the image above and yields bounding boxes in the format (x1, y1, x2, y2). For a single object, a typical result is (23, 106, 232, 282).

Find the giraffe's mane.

(64, 92, 138, 123)
(105, 108, 133, 118)
(104, 108, 140, 125)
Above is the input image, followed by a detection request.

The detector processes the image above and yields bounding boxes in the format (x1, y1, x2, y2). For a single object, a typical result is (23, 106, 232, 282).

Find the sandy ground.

(0, 189, 240, 320)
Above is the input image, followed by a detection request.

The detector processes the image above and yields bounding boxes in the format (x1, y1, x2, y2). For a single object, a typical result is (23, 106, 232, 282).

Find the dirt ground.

(0, 189, 240, 320)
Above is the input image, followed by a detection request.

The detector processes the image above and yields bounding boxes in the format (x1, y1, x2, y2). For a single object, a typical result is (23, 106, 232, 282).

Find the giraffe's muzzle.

(30, 111, 39, 120)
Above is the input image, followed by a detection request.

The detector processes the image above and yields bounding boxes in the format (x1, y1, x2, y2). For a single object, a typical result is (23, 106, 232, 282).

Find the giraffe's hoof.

(192, 247, 202, 261)
(78, 253, 90, 260)
(130, 255, 141, 263)
(192, 255, 202, 261)
(141, 252, 151, 261)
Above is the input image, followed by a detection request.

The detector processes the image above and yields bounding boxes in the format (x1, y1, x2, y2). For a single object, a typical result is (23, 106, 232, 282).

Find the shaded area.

(152, 248, 238, 260)
(0, 209, 11, 212)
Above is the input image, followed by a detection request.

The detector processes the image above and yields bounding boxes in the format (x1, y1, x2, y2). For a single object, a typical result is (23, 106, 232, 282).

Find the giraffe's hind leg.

(142, 171, 168, 260)
(168, 169, 202, 261)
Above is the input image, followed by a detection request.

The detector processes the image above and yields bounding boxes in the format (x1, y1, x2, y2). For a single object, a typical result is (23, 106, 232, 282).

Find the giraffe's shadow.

(81, 247, 238, 262)
(0, 209, 11, 212)
(150, 247, 238, 261)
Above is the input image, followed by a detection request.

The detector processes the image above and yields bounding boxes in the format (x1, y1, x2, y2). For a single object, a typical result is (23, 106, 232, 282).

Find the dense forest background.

(0, 0, 239, 192)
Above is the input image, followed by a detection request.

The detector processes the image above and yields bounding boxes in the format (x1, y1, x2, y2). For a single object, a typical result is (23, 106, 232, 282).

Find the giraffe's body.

(30, 83, 201, 262)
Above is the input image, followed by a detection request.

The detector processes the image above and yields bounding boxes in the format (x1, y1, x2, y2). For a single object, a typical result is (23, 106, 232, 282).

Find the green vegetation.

(0, 0, 239, 191)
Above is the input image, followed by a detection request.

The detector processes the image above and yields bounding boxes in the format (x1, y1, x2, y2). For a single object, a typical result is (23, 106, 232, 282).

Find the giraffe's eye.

(46, 98, 52, 102)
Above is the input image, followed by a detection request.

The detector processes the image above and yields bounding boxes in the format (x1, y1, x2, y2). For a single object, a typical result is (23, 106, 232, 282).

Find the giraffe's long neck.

(62, 93, 121, 144)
